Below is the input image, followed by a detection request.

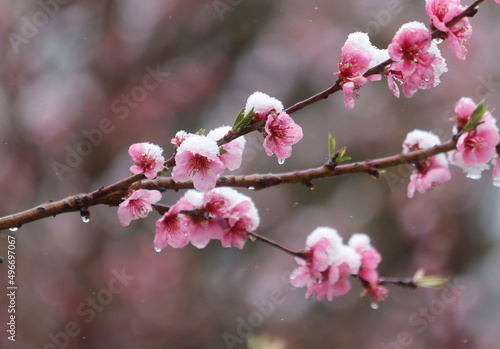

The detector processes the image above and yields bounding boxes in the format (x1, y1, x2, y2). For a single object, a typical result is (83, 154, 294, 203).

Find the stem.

(379, 278, 418, 289)
(285, 80, 342, 115)
(248, 232, 305, 259)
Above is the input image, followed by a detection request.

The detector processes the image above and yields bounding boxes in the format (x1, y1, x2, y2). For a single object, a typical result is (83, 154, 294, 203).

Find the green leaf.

(232, 107, 246, 129)
(463, 100, 487, 132)
(338, 156, 351, 164)
(232, 107, 254, 133)
(195, 128, 206, 135)
(328, 133, 336, 159)
(412, 268, 448, 289)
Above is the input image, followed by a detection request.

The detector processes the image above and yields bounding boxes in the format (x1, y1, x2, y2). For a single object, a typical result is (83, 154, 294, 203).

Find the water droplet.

(248, 186, 256, 191)
(370, 303, 379, 310)
(278, 158, 285, 165)
(9, 227, 19, 232)
(293, 201, 299, 207)
(155, 247, 162, 253)
(80, 209, 90, 223)
(463, 339, 468, 343)
(433, 37, 443, 44)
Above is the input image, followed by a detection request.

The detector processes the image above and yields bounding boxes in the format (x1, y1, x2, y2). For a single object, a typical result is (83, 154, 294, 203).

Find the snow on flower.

(182, 189, 231, 248)
(263, 112, 303, 163)
(171, 135, 225, 192)
(492, 155, 500, 187)
(290, 227, 361, 302)
(244, 92, 284, 120)
(387, 22, 448, 98)
(425, 0, 472, 60)
(348, 234, 381, 286)
(207, 126, 246, 171)
(154, 198, 193, 251)
(128, 142, 165, 179)
(348, 233, 389, 304)
(217, 188, 260, 249)
(117, 189, 162, 227)
(171, 130, 191, 148)
(403, 130, 451, 198)
(334, 32, 388, 110)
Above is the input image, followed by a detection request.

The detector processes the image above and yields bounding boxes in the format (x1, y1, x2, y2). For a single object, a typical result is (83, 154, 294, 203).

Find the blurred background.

(0, 0, 499, 348)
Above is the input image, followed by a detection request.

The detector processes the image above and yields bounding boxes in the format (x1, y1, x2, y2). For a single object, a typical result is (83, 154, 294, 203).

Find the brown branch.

(248, 232, 306, 258)
(0, 139, 456, 231)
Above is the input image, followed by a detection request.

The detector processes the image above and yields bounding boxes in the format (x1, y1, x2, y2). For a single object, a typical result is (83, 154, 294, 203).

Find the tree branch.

(0, 140, 456, 231)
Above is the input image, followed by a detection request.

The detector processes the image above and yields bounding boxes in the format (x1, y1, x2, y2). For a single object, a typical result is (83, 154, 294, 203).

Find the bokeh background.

(0, 0, 500, 348)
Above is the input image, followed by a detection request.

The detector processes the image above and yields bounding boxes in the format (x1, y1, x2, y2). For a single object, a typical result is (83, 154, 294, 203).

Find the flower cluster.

(402, 97, 500, 197)
(154, 188, 259, 251)
(290, 227, 387, 304)
(332, 0, 497, 109)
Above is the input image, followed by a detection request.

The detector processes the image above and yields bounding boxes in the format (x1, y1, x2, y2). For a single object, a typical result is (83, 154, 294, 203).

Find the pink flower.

(447, 16, 472, 60)
(403, 130, 451, 198)
(425, 0, 472, 60)
(117, 189, 162, 227)
(348, 234, 381, 286)
(207, 126, 246, 171)
(290, 227, 361, 301)
(171, 130, 191, 148)
(425, 0, 461, 32)
(387, 22, 448, 98)
(456, 118, 500, 167)
(495, 0, 500, 4)
(222, 201, 258, 249)
(263, 112, 303, 162)
(244, 92, 284, 120)
(348, 233, 389, 305)
(183, 190, 231, 248)
(211, 188, 259, 249)
(453, 97, 478, 130)
(334, 32, 387, 110)
(362, 282, 389, 305)
(171, 135, 225, 192)
(154, 198, 192, 251)
(407, 159, 452, 198)
(128, 142, 165, 179)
